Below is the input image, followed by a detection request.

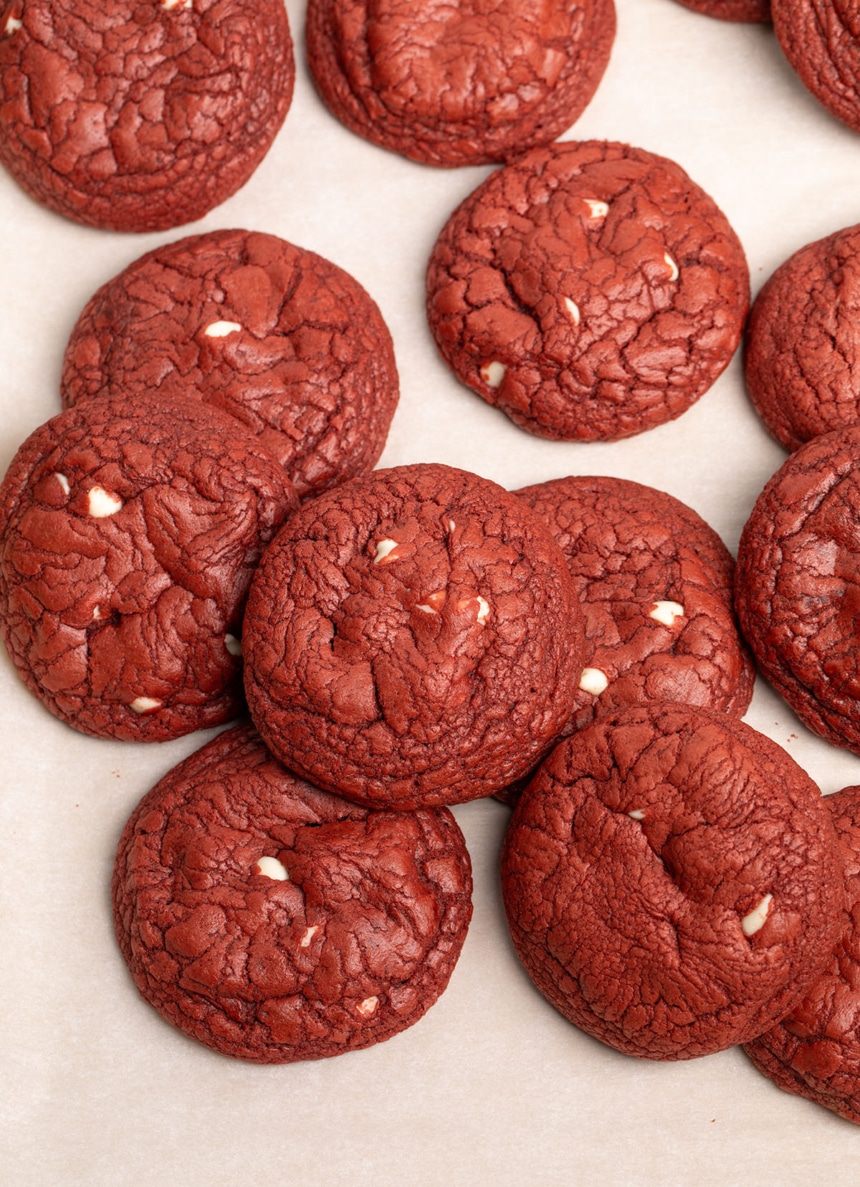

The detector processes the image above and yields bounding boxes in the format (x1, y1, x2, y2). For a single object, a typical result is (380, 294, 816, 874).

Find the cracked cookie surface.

(0, 0, 294, 230)
(242, 462, 585, 809)
(112, 722, 473, 1063)
(772, 0, 860, 135)
(501, 703, 844, 1060)
(60, 229, 399, 501)
(426, 140, 749, 440)
(0, 397, 297, 740)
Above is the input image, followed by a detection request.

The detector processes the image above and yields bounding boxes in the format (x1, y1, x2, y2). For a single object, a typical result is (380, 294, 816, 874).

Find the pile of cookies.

(5, 0, 860, 1136)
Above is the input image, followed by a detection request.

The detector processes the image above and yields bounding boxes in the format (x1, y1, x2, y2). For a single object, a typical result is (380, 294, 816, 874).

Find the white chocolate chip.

(628, 808, 646, 821)
(54, 473, 70, 496)
(579, 667, 609, 696)
(416, 590, 446, 614)
(649, 600, 685, 627)
(584, 198, 609, 219)
(357, 995, 379, 1017)
(92, 605, 102, 621)
(664, 253, 679, 282)
(87, 486, 123, 518)
(4, 16, 22, 33)
(448, 520, 456, 533)
(203, 320, 242, 338)
(476, 596, 490, 624)
(129, 696, 162, 714)
(299, 925, 319, 948)
(162, 0, 192, 7)
(480, 360, 506, 388)
(254, 856, 289, 881)
(563, 297, 581, 325)
(224, 633, 242, 656)
(373, 538, 399, 564)
(741, 893, 773, 937)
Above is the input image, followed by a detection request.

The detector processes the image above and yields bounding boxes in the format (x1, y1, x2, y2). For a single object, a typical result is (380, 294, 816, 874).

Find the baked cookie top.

(305, 0, 616, 167)
(426, 140, 749, 440)
(0, 0, 294, 230)
(671, 0, 771, 20)
(113, 722, 473, 1063)
(242, 462, 585, 809)
(0, 397, 297, 741)
(772, 0, 860, 135)
(501, 703, 845, 1060)
(60, 230, 399, 501)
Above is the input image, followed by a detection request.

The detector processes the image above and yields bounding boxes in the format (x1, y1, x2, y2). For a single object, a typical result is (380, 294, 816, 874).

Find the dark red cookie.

(735, 426, 860, 756)
(771, 0, 860, 135)
(501, 703, 845, 1060)
(671, 0, 771, 20)
(516, 476, 754, 734)
(305, 0, 616, 168)
(744, 224, 860, 452)
(0, 397, 296, 741)
(426, 140, 750, 440)
(0, 0, 294, 231)
(242, 462, 585, 809)
(745, 784, 860, 1124)
(60, 230, 400, 501)
(112, 723, 473, 1063)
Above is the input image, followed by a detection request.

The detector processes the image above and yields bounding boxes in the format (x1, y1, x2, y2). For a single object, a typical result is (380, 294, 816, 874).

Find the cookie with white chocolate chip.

(242, 462, 586, 809)
(502, 703, 845, 1060)
(112, 722, 473, 1063)
(426, 140, 750, 440)
(0, 397, 297, 741)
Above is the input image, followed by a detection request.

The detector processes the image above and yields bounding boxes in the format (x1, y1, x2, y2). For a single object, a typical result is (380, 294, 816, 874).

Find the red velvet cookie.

(0, 0, 294, 231)
(243, 462, 585, 809)
(672, 0, 770, 20)
(771, 0, 860, 134)
(426, 140, 750, 440)
(745, 784, 860, 1124)
(501, 703, 845, 1060)
(60, 230, 399, 501)
(744, 224, 860, 452)
(735, 426, 860, 756)
(0, 397, 297, 741)
(113, 723, 473, 1063)
(305, 0, 616, 167)
(517, 476, 755, 732)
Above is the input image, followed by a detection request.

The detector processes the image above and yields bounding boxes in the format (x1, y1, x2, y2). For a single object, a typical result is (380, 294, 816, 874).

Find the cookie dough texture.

(735, 426, 860, 756)
(243, 462, 585, 809)
(744, 224, 860, 452)
(426, 140, 750, 440)
(0, 0, 294, 231)
(501, 703, 845, 1060)
(305, 0, 616, 167)
(745, 784, 860, 1124)
(113, 723, 473, 1063)
(772, 0, 860, 134)
(517, 475, 754, 732)
(0, 397, 297, 741)
(60, 230, 399, 501)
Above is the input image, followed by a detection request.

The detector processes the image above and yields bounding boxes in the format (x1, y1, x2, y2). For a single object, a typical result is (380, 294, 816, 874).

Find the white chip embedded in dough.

(129, 696, 162, 714)
(203, 320, 242, 338)
(649, 600, 685, 627)
(480, 360, 506, 388)
(254, 855, 290, 881)
(741, 893, 773, 937)
(87, 486, 123, 518)
(579, 668, 609, 696)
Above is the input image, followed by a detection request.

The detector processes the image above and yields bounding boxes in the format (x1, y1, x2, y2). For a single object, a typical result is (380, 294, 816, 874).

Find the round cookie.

(501, 703, 845, 1060)
(745, 784, 860, 1124)
(426, 140, 750, 441)
(735, 426, 860, 756)
(744, 224, 860, 452)
(60, 230, 400, 501)
(771, 0, 860, 135)
(0, 397, 297, 741)
(242, 462, 586, 810)
(305, 0, 616, 168)
(0, 0, 294, 231)
(671, 0, 770, 20)
(113, 723, 473, 1063)
(516, 476, 755, 733)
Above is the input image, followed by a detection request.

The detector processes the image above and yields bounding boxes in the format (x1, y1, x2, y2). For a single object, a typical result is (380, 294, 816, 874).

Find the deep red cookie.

(672, 0, 770, 20)
(113, 723, 473, 1063)
(501, 703, 845, 1060)
(745, 784, 860, 1124)
(744, 224, 860, 452)
(735, 426, 860, 756)
(305, 0, 616, 168)
(771, 0, 860, 135)
(60, 230, 399, 501)
(243, 462, 585, 809)
(0, 398, 296, 741)
(426, 140, 750, 440)
(517, 476, 754, 731)
(0, 0, 293, 231)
